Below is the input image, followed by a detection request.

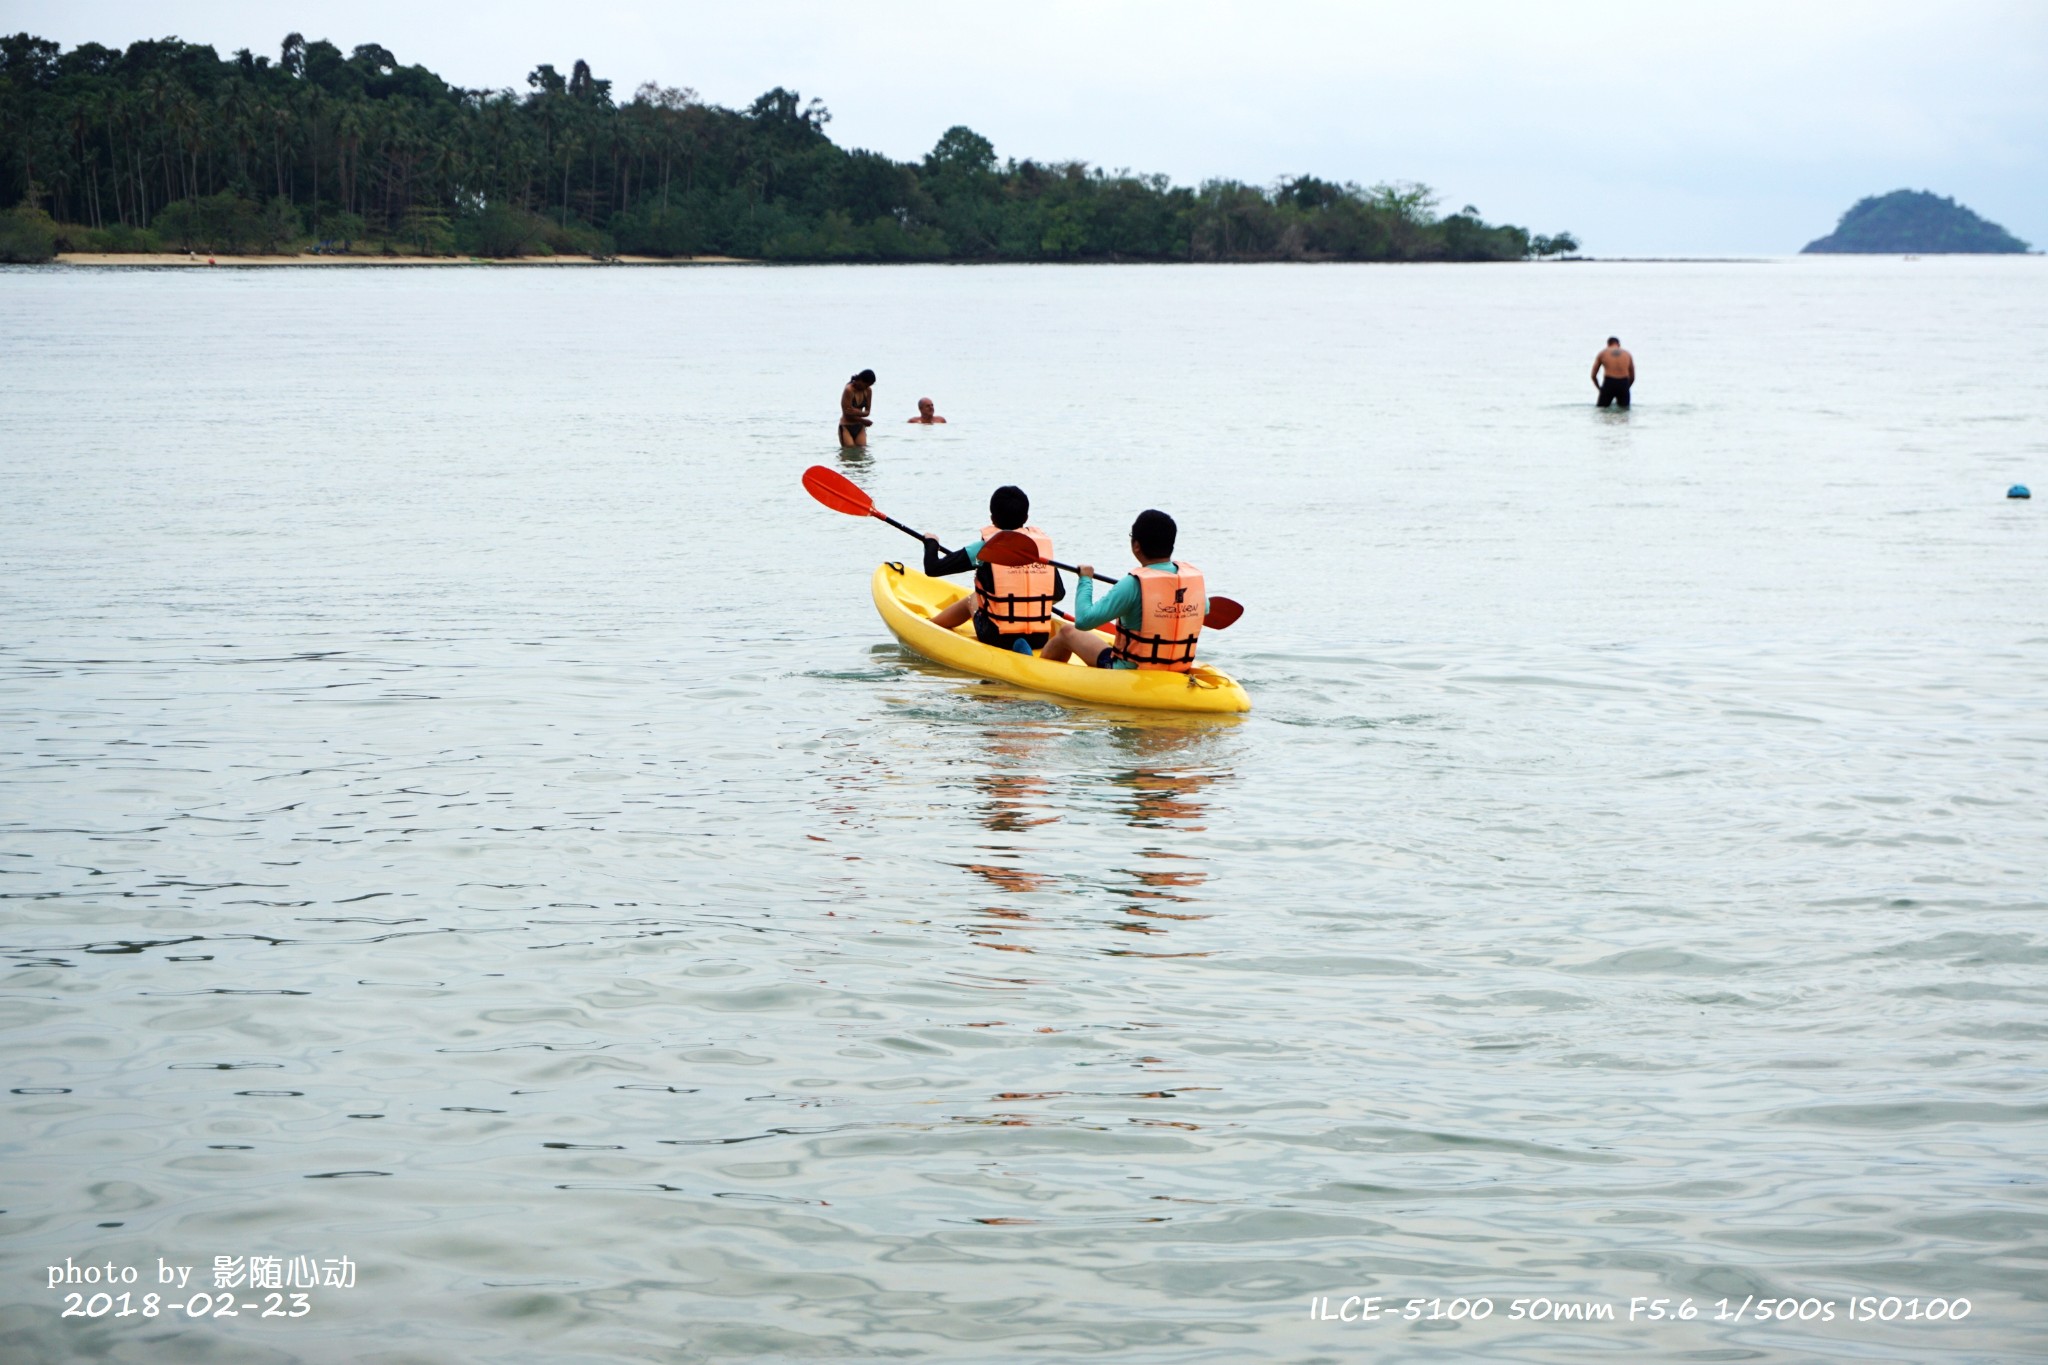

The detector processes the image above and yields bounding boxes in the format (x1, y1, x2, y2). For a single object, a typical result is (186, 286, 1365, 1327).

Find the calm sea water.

(1, 258, 2043, 1363)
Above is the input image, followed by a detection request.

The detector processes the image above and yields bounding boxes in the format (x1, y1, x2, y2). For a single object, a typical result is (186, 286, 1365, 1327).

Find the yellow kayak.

(870, 562, 1252, 714)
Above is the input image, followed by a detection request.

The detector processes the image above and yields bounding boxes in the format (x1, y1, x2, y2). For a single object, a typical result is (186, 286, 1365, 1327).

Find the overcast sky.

(17, 1, 2046, 253)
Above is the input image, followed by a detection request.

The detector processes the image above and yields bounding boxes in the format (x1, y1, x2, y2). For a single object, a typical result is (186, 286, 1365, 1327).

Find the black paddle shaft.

(870, 511, 955, 559)
(1043, 554, 1117, 587)
(978, 531, 1116, 585)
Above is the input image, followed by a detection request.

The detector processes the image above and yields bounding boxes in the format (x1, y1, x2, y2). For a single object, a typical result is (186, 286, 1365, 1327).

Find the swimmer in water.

(907, 397, 948, 425)
(839, 369, 875, 447)
(1592, 337, 1635, 408)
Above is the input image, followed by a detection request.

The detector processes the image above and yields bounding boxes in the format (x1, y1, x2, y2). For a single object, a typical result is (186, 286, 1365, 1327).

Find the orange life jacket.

(1113, 562, 1204, 671)
(975, 524, 1056, 635)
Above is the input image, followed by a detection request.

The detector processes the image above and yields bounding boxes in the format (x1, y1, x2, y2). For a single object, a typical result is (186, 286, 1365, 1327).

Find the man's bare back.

(1593, 345, 1634, 381)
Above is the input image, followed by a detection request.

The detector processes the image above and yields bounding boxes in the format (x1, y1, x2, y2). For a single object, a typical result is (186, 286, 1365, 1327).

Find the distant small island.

(1802, 190, 2030, 254)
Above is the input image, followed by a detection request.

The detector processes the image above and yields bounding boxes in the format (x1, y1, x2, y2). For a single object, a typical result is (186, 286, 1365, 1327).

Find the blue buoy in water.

(2010, 485, 2032, 499)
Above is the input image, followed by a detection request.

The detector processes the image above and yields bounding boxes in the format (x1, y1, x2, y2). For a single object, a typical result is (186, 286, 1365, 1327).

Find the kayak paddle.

(979, 530, 1245, 630)
(802, 464, 938, 547)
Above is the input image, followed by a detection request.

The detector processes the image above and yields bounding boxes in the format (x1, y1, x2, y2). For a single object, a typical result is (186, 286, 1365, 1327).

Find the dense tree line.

(0, 31, 1578, 263)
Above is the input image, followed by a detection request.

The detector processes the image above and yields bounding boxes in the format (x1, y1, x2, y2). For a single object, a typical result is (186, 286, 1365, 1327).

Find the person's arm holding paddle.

(923, 535, 975, 577)
(1068, 563, 1148, 632)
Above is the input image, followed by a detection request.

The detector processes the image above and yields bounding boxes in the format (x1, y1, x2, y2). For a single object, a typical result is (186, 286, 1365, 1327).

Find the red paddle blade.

(976, 530, 1046, 567)
(802, 464, 874, 517)
(1203, 596, 1245, 630)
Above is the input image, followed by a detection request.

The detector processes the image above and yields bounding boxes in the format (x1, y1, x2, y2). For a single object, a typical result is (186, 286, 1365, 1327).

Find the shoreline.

(52, 252, 754, 267)
(45, 252, 1674, 269)
(37, 253, 2031, 270)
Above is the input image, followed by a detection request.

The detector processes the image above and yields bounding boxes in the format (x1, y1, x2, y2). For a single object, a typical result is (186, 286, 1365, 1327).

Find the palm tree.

(166, 85, 202, 200)
(298, 83, 326, 232)
(265, 94, 295, 202)
(138, 69, 179, 214)
(217, 76, 257, 195)
(333, 98, 365, 216)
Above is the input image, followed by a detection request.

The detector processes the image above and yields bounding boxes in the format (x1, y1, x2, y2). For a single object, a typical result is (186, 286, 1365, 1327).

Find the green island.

(0, 31, 1578, 265)
(1802, 189, 2031, 254)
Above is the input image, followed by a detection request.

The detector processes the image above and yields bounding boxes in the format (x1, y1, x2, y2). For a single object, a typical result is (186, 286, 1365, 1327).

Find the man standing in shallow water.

(907, 398, 947, 425)
(1592, 337, 1635, 408)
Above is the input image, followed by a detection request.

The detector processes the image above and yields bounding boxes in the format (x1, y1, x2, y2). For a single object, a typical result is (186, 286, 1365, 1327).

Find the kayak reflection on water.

(1101, 719, 1233, 832)
(945, 714, 1237, 956)
(1111, 765, 1215, 832)
(962, 863, 1054, 897)
(1122, 849, 1208, 908)
(1102, 721, 1233, 937)
(971, 781, 1057, 839)
(958, 717, 1057, 898)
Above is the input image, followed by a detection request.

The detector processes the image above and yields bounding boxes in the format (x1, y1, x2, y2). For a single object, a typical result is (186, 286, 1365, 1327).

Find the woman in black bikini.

(839, 370, 875, 447)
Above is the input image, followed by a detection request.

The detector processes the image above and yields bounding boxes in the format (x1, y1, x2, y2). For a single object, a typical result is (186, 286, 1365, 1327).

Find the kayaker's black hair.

(1132, 509, 1176, 560)
(990, 485, 1029, 530)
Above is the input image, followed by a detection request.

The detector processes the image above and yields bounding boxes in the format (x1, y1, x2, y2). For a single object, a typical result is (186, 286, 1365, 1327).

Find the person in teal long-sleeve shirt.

(1040, 509, 1205, 670)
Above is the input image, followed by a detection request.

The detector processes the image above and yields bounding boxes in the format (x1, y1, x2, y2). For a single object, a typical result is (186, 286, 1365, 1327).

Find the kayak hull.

(870, 563, 1252, 714)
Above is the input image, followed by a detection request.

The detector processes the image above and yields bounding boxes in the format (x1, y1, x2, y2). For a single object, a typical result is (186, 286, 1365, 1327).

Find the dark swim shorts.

(1091, 646, 1126, 669)
(973, 612, 1049, 651)
(1598, 376, 1633, 409)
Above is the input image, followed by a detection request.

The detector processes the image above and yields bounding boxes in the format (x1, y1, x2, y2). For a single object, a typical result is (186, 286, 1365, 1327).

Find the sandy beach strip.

(54, 252, 752, 267)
